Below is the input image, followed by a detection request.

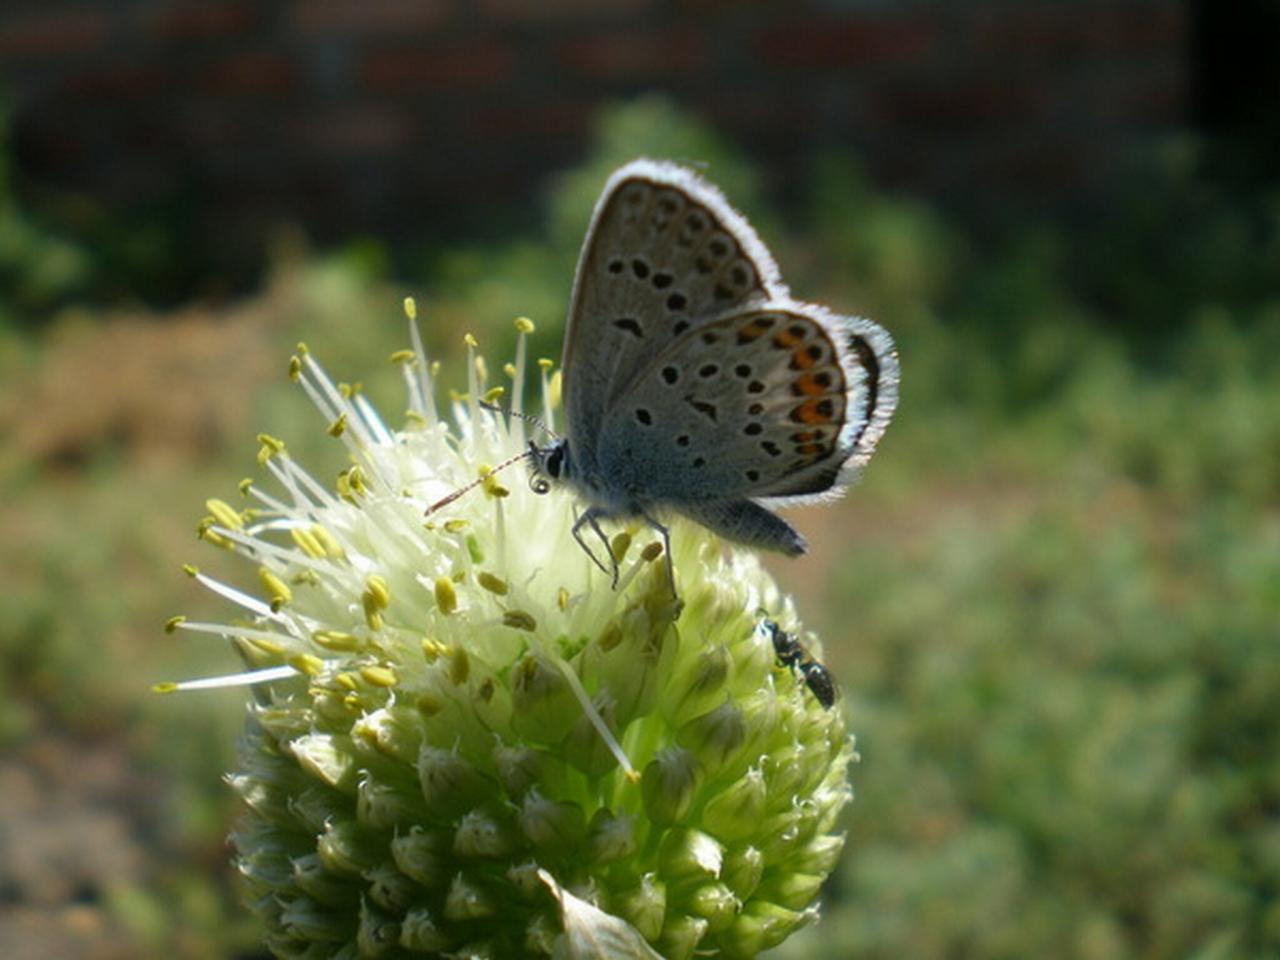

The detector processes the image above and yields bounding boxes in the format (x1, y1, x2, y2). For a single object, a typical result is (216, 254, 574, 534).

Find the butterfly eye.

(545, 446, 565, 478)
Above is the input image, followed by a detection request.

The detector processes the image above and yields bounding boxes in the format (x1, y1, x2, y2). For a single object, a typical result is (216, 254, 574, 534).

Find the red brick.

(757, 16, 940, 68)
(973, 2, 1187, 60)
(61, 64, 170, 98)
(462, 102, 592, 139)
(200, 52, 297, 95)
(871, 80, 1048, 129)
(361, 42, 513, 90)
(148, 1, 256, 42)
(478, 0, 650, 20)
(556, 30, 706, 79)
(0, 9, 109, 59)
(291, 107, 414, 154)
(291, 0, 452, 34)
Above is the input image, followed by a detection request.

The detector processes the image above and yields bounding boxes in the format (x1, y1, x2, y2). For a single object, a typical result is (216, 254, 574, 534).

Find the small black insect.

(758, 618, 837, 709)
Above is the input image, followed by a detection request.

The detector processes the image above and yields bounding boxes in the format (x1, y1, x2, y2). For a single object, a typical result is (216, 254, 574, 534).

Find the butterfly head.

(527, 438, 571, 495)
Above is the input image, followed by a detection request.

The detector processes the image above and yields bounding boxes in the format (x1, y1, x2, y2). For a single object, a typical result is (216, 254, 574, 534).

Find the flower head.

(165, 303, 855, 958)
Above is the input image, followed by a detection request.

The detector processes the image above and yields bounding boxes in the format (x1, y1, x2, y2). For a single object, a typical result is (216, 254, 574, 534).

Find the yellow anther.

(403, 296, 417, 320)
(364, 575, 390, 609)
(443, 519, 468, 533)
(464, 332, 478, 348)
(477, 572, 509, 596)
(257, 434, 285, 465)
(238, 477, 253, 496)
(483, 386, 505, 404)
(390, 349, 416, 364)
(448, 389, 466, 403)
(313, 630, 362, 652)
(514, 316, 536, 334)
(258, 567, 293, 609)
(245, 636, 284, 657)
(557, 587, 569, 611)
(405, 409, 426, 426)
(335, 672, 359, 691)
(537, 358, 554, 370)
(164, 615, 186, 634)
(641, 541, 665, 562)
(291, 654, 326, 677)
(152, 682, 178, 694)
(328, 413, 347, 437)
(448, 647, 470, 685)
(182, 564, 199, 578)
(361, 666, 397, 688)
(481, 470, 510, 500)
(421, 638, 449, 661)
(289, 355, 302, 381)
(293, 569, 320, 587)
(310, 525, 345, 559)
(502, 610, 537, 632)
(430, 360, 441, 377)
(549, 370, 562, 409)
(611, 532, 632, 563)
(296, 342, 309, 356)
(201, 529, 236, 551)
(206, 498, 244, 531)
(291, 527, 326, 559)
(503, 363, 517, 378)
(435, 577, 458, 615)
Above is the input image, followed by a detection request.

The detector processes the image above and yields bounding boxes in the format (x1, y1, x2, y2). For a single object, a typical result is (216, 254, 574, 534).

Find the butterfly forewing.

(561, 160, 785, 472)
(594, 303, 896, 503)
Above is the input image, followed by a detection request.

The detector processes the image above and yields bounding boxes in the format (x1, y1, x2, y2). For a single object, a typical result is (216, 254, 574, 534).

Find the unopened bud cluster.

(171, 310, 854, 958)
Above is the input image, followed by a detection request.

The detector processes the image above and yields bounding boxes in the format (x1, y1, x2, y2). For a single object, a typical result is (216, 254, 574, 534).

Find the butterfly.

(525, 158, 899, 597)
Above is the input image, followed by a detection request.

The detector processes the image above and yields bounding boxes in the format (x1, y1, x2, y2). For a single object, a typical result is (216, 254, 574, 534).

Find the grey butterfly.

(529, 159, 899, 595)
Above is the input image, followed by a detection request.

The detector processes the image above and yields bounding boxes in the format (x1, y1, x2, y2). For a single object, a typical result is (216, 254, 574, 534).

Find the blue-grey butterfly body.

(530, 159, 899, 590)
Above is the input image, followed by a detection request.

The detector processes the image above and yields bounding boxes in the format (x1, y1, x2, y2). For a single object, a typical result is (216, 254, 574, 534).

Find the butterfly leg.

(584, 509, 621, 588)
(571, 507, 613, 580)
(572, 506, 623, 587)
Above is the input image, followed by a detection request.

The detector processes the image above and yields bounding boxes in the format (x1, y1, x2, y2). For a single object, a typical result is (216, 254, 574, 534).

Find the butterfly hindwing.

(561, 160, 785, 475)
(593, 302, 897, 504)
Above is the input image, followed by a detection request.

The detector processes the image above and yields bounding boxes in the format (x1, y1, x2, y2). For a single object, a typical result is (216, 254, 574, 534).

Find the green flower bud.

(453, 806, 516, 859)
(663, 644, 732, 726)
(511, 653, 579, 745)
(587, 807, 638, 864)
(397, 906, 451, 953)
(659, 827, 724, 886)
(170, 329, 859, 958)
(613, 873, 667, 941)
(642, 747, 702, 825)
(660, 914, 710, 960)
(518, 790, 586, 850)
(701, 766, 767, 842)
(722, 845, 765, 901)
(444, 872, 497, 921)
(356, 899, 400, 956)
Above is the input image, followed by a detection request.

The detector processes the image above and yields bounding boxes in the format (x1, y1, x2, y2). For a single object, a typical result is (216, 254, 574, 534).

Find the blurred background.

(1, 1, 1277, 958)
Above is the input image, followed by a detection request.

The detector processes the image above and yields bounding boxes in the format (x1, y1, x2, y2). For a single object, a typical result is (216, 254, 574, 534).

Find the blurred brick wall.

(1, 0, 1187, 251)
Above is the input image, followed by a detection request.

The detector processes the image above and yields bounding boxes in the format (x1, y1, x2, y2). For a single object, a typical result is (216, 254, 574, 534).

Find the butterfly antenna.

(478, 400, 560, 441)
(424, 447, 534, 516)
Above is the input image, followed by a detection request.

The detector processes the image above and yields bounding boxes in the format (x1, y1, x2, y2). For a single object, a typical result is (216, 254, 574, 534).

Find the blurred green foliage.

(1, 98, 1278, 958)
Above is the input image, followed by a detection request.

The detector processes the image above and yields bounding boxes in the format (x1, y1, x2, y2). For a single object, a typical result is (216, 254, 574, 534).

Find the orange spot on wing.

(772, 330, 801, 349)
(797, 442, 826, 456)
(737, 316, 777, 344)
(792, 373, 826, 397)
(790, 398, 837, 425)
